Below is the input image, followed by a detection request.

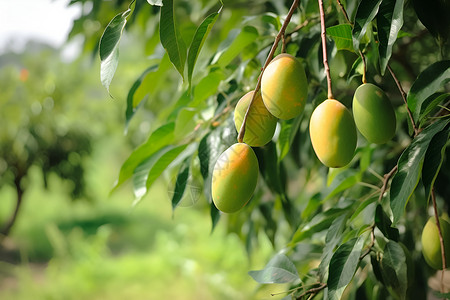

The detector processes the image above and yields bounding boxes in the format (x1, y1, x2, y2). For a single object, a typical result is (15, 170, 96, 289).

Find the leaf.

(407, 60, 450, 123)
(322, 169, 361, 201)
(375, 204, 399, 241)
(277, 114, 302, 161)
(215, 26, 259, 68)
(380, 241, 407, 300)
(347, 56, 363, 84)
(326, 24, 354, 52)
(254, 142, 283, 194)
(377, 0, 405, 75)
(248, 254, 300, 284)
(125, 65, 159, 131)
(327, 236, 365, 300)
(390, 118, 450, 225)
(147, 0, 163, 5)
(419, 93, 450, 126)
(171, 156, 191, 211)
(187, 3, 222, 88)
(352, 0, 383, 51)
(112, 122, 175, 192)
(422, 128, 450, 202)
(160, 0, 187, 80)
(210, 201, 221, 232)
(99, 9, 132, 93)
(133, 144, 187, 201)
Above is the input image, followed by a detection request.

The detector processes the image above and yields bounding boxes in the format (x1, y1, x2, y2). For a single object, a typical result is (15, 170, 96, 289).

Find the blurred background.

(0, 0, 277, 299)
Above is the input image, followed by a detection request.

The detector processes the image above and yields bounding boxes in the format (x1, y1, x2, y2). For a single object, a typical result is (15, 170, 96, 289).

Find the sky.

(0, 0, 81, 54)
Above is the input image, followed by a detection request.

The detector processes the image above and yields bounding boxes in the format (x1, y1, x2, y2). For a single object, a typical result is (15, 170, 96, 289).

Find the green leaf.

(99, 9, 132, 93)
(160, 0, 187, 80)
(187, 3, 222, 88)
(407, 60, 450, 123)
(112, 122, 175, 192)
(418, 93, 450, 127)
(174, 108, 198, 139)
(254, 142, 283, 195)
(191, 70, 225, 107)
(248, 254, 300, 284)
(347, 56, 363, 84)
(210, 201, 221, 232)
(322, 169, 361, 201)
(125, 65, 159, 131)
(352, 0, 383, 51)
(390, 118, 450, 225)
(171, 156, 191, 211)
(377, 0, 405, 75)
(422, 128, 450, 202)
(147, 0, 162, 5)
(215, 26, 259, 68)
(375, 204, 399, 241)
(327, 236, 365, 300)
(380, 241, 407, 300)
(277, 114, 302, 161)
(326, 24, 354, 52)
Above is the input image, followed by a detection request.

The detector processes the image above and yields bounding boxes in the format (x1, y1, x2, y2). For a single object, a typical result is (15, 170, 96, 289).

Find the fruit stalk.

(431, 187, 446, 292)
(238, 0, 299, 143)
(318, 0, 333, 100)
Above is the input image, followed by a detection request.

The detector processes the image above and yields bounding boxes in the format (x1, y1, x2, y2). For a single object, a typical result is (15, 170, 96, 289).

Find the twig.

(295, 283, 327, 299)
(336, 0, 352, 24)
(378, 165, 398, 202)
(318, 0, 333, 99)
(431, 187, 446, 293)
(360, 224, 375, 260)
(387, 64, 419, 136)
(359, 50, 367, 84)
(237, 0, 299, 143)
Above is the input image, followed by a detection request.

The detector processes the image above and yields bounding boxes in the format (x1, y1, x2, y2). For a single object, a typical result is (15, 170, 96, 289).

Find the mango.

(212, 143, 259, 213)
(234, 90, 278, 147)
(352, 83, 396, 144)
(309, 99, 357, 168)
(261, 53, 308, 120)
(421, 217, 450, 269)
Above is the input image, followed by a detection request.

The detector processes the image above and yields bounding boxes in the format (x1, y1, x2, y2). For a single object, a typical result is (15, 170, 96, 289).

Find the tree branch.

(295, 282, 327, 299)
(318, 0, 333, 99)
(336, 0, 352, 24)
(431, 187, 446, 293)
(0, 174, 24, 239)
(237, 0, 299, 143)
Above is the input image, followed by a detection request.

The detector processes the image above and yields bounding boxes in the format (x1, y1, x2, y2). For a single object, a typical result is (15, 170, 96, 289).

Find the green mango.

(421, 217, 450, 270)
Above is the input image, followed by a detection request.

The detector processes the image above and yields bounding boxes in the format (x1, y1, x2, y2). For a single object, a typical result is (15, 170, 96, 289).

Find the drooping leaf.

(327, 236, 365, 300)
(112, 122, 175, 192)
(422, 128, 450, 202)
(352, 0, 383, 51)
(125, 65, 159, 131)
(187, 3, 222, 88)
(99, 8, 132, 93)
(390, 118, 450, 225)
(322, 169, 361, 201)
(380, 241, 407, 300)
(277, 114, 302, 161)
(147, 0, 163, 5)
(377, 0, 405, 75)
(171, 156, 191, 211)
(418, 93, 450, 127)
(254, 142, 283, 195)
(215, 26, 259, 68)
(407, 60, 450, 123)
(248, 254, 300, 284)
(375, 204, 399, 241)
(347, 56, 363, 84)
(326, 24, 354, 52)
(191, 70, 225, 107)
(160, 0, 187, 80)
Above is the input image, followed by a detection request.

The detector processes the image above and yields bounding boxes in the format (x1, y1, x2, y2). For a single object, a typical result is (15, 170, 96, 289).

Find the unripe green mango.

(261, 53, 308, 120)
(309, 99, 357, 168)
(234, 90, 278, 147)
(352, 83, 396, 144)
(212, 143, 259, 213)
(421, 217, 450, 270)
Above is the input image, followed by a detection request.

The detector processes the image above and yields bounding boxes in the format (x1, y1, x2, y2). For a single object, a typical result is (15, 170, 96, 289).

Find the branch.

(318, 0, 333, 99)
(295, 283, 327, 299)
(237, 0, 299, 143)
(431, 187, 446, 293)
(360, 224, 375, 260)
(387, 64, 419, 136)
(0, 174, 24, 239)
(336, 0, 352, 24)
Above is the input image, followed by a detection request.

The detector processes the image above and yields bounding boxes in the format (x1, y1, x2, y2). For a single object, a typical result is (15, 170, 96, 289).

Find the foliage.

(73, 0, 450, 298)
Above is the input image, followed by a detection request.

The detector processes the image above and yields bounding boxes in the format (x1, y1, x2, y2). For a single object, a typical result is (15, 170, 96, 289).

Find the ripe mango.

(352, 83, 396, 144)
(261, 53, 308, 120)
(309, 99, 357, 168)
(421, 217, 450, 270)
(234, 90, 278, 147)
(212, 143, 259, 213)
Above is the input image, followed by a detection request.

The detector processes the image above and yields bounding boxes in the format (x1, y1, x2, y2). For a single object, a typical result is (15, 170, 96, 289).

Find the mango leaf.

(277, 114, 302, 161)
(380, 241, 407, 300)
(352, 0, 383, 51)
(187, 3, 222, 88)
(248, 254, 300, 284)
(390, 118, 450, 225)
(125, 65, 159, 131)
(133, 144, 187, 202)
(322, 169, 361, 201)
(160, 0, 187, 80)
(191, 70, 225, 107)
(377, 0, 404, 75)
(254, 142, 283, 195)
(347, 56, 363, 84)
(418, 93, 450, 127)
(112, 122, 175, 192)
(422, 128, 450, 202)
(326, 24, 354, 52)
(407, 60, 450, 123)
(147, 0, 162, 5)
(171, 156, 191, 211)
(375, 205, 399, 241)
(99, 8, 132, 93)
(215, 26, 259, 68)
(210, 201, 221, 232)
(327, 236, 365, 300)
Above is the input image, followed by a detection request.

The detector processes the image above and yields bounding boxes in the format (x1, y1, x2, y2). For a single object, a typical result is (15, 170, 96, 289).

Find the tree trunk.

(0, 175, 24, 238)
